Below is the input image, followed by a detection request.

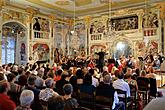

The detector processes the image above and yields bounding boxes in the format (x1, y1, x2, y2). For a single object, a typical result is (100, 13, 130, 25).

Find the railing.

(90, 33, 103, 41)
(143, 28, 157, 36)
(33, 30, 50, 39)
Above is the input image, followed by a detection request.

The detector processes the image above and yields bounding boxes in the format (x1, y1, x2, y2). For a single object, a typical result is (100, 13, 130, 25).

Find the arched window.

(2, 34, 16, 64)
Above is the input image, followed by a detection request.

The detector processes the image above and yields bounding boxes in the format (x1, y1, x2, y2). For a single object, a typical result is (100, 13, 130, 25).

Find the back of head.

(48, 96, 65, 110)
(83, 73, 92, 85)
(76, 69, 83, 79)
(0, 80, 9, 93)
(117, 72, 124, 79)
(28, 75, 36, 85)
(103, 74, 112, 84)
(7, 73, 16, 82)
(18, 74, 27, 86)
(57, 69, 63, 76)
(88, 69, 94, 75)
(20, 90, 34, 106)
(63, 84, 73, 95)
(140, 70, 146, 77)
(45, 78, 54, 88)
(61, 71, 69, 79)
(35, 77, 44, 88)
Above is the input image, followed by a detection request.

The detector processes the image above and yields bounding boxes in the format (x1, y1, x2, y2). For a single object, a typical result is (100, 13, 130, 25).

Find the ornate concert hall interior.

(0, 0, 165, 110)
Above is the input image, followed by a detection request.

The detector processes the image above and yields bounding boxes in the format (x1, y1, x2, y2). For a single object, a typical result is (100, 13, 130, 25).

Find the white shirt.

(112, 91, 119, 109)
(113, 79, 131, 97)
(92, 76, 99, 87)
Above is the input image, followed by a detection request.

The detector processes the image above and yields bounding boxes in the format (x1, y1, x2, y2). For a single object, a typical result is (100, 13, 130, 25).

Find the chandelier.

(71, 1, 76, 34)
(106, 0, 121, 37)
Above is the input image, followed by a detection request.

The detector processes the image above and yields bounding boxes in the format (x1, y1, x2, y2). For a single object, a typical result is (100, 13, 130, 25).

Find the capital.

(48, 14, 55, 21)
(0, 0, 6, 10)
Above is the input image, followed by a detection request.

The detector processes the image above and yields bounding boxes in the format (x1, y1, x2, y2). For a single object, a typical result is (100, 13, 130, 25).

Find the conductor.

(95, 49, 107, 73)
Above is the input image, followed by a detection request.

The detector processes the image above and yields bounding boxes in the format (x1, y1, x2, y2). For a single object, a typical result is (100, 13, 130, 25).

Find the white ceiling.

(7, 0, 164, 16)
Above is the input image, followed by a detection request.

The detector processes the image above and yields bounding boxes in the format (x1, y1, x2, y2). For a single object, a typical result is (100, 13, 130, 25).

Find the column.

(158, 2, 165, 55)
(26, 8, 37, 63)
(0, 7, 3, 65)
(67, 19, 73, 55)
(84, 16, 91, 56)
(48, 14, 55, 65)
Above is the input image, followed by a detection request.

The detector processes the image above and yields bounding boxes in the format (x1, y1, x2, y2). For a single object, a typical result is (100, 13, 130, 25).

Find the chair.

(95, 95, 113, 110)
(137, 77, 150, 104)
(78, 90, 95, 110)
(115, 89, 131, 110)
(129, 84, 138, 110)
(148, 78, 157, 102)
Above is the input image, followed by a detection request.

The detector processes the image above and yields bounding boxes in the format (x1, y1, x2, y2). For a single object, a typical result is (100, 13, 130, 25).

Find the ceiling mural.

(8, 0, 163, 16)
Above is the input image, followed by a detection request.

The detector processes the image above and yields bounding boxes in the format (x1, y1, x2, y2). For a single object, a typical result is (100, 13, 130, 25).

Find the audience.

(0, 79, 16, 110)
(113, 72, 131, 98)
(0, 54, 164, 110)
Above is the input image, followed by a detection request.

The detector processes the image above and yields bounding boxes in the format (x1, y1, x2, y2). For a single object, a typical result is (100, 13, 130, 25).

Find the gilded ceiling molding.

(48, 14, 56, 21)
(0, 0, 6, 11)
(25, 0, 146, 15)
(84, 16, 91, 27)
(26, 7, 38, 23)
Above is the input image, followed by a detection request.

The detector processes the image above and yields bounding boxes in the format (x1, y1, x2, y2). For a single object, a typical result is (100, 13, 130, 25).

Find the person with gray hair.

(35, 76, 45, 89)
(39, 78, 59, 110)
(16, 90, 34, 110)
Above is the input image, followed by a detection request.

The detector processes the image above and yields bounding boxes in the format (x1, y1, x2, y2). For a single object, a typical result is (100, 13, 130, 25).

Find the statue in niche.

(54, 48, 60, 63)
(20, 43, 26, 61)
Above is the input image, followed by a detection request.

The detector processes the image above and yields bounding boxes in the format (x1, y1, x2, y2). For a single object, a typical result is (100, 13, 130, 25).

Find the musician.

(95, 49, 108, 73)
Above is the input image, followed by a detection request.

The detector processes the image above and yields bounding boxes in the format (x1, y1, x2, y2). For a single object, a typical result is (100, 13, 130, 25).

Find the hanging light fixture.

(106, 0, 120, 37)
(71, 1, 76, 34)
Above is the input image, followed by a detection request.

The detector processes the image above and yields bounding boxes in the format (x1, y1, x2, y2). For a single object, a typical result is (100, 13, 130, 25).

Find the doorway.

(112, 41, 132, 59)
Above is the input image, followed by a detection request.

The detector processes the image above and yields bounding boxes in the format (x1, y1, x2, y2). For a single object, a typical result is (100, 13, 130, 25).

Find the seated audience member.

(140, 70, 147, 77)
(54, 69, 62, 81)
(39, 78, 59, 102)
(126, 68, 132, 75)
(76, 69, 84, 85)
(0, 79, 16, 110)
(39, 78, 59, 110)
(7, 73, 21, 105)
(25, 75, 41, 110)
(96, 74, 125, 110)
(16, 90, 34, 110)
(69, 76, 79, 98)
(56, 71, 69, 95)
(63, 84, 79, 110)
(89, 69, 99, 87)
(79, 73, 96, 95)
(48, 96, 65, 110)
(113, 72, 131, 98)
(125, 73, 138, 90)
(146, 66, 156, 79)
(35, 76, 45, 89)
